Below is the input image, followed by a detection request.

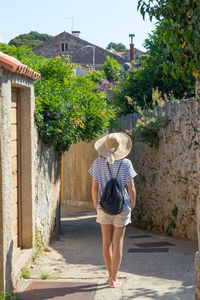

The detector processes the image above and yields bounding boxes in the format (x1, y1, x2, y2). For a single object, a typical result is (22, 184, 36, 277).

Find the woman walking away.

(88, 132, 137, 288)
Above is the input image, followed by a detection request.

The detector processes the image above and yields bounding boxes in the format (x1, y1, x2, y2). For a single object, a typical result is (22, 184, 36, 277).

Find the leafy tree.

(101, 56, 121, 82)
(106, 42, 128, 52)
(86, 69, 106, 84)
(111, 23, 195, 114)
(0, 44, 115, 152)
(8, 31, 52, 49)
(137, 0, 200, 100)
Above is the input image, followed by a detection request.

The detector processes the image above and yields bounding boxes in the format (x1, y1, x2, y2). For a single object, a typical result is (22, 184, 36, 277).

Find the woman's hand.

(92, 178, 98, 210)
(130, 201, 135, 210)
(128, 179, 136, 211)
(94, 201, 98, 210)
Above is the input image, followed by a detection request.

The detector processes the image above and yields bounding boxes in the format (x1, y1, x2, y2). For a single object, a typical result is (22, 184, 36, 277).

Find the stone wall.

(34, 136, 61, 246)
(195, 90, 200, 300)
(0, 66, 61, 292)
(0, 69, 37, 291)
(119, 98, 199, 241)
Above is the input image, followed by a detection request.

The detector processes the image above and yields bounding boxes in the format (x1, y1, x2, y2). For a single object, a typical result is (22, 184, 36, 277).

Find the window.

(60, 42, 68, 53)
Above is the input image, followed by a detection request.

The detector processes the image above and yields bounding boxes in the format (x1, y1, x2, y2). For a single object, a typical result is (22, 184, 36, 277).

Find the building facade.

(33, 31, 128, 69)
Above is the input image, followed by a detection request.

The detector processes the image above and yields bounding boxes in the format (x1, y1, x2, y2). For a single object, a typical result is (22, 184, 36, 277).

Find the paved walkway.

(17, 207, 198, 300)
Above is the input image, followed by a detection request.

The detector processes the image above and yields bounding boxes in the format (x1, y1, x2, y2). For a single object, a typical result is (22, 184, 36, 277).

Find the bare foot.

(110, 280, 122, 288)
(105, 277, 111, 285)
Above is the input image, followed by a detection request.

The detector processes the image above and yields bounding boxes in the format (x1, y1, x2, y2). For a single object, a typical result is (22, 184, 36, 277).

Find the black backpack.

(100, 160, 124, 215)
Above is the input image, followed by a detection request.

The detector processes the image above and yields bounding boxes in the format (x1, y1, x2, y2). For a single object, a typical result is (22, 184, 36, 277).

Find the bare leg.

(100, 224, 113, 281)
(111, 226, 126, 285)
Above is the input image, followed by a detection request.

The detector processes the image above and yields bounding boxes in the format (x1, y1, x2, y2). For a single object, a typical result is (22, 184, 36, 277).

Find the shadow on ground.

(48, 209, 197, 300)
(21, 281, 100, 300)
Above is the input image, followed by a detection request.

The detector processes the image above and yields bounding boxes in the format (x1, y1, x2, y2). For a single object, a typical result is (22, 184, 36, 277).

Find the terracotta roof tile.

(116, 52, 126, 57)
(0, 51, 41, 80)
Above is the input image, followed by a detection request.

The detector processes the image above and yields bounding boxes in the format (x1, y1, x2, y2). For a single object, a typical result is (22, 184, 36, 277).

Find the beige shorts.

(96, 209, 131, 227)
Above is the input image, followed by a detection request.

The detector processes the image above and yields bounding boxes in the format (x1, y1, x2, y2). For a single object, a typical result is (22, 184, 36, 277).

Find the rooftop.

(0, 52, 41, 80)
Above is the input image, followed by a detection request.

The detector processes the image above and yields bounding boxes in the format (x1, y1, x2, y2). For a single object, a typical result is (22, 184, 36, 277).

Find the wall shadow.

(21, 282, 98, 300)
(50, 210, 197, 299)
(5, 240, 14, 291)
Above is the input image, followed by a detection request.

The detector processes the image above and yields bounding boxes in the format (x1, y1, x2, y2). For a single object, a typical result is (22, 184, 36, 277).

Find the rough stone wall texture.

(34, 136, 61, 246)
(119, 99, 199, 241)
(195, 88, 200, 299)
(0, 70, 13, 291)
(118, 112, 139, 130)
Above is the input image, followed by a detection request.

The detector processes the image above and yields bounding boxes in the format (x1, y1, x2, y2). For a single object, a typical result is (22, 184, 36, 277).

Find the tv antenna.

(66, 17, 74, 32)
(129, 33, 135, 44)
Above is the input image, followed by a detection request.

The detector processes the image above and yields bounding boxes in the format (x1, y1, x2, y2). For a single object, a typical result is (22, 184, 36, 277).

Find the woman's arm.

(127, 179, 136, 210)
(91, 177, 98, 210)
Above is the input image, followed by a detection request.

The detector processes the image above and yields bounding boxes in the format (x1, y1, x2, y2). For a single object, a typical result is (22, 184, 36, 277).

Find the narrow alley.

(17, 207, 197, 300)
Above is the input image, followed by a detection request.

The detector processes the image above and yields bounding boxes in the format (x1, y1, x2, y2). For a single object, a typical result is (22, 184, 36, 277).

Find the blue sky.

(0, 0, 156, 52)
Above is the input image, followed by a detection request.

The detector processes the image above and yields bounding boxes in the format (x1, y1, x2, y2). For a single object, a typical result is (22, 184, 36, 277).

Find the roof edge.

(0, 52, 41, 80)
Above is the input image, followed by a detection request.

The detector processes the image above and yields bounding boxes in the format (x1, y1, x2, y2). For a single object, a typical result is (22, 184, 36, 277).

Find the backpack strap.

(116, 160, 123, 178)
(107, 159, 123, 179)
(107, 163, 113, 179)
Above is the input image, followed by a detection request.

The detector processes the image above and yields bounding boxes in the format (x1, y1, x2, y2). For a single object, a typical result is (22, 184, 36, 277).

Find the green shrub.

(41, 273, 50, 280)
(172, 206, 178, 217)
(127, 88, 169, 148)
(86, 69, 106, 84)
(33, 228, 44, 260)
(134, 114, 168, 149)
(0, 291, 20, 300)
(0, 44, 115, 153)
(101, 56, 121, 82)
(21, 266, 31, 279)
(34, 75, 114, 152)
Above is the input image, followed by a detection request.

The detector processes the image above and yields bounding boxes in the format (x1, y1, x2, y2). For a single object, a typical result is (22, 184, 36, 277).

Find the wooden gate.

(11, 88, 21, 250)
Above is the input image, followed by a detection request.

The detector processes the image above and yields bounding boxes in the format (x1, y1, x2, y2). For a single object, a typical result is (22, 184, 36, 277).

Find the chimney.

(72, 31, 81, 38)
(129, 33, 135, 63)
(130, 44, 134, 62)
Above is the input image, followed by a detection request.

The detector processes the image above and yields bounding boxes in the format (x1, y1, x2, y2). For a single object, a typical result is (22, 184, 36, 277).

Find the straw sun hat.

(95, 132, 132, 164)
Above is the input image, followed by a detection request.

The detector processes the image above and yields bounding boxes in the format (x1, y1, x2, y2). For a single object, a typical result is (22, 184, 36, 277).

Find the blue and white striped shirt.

(88, 157, 137, 210)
